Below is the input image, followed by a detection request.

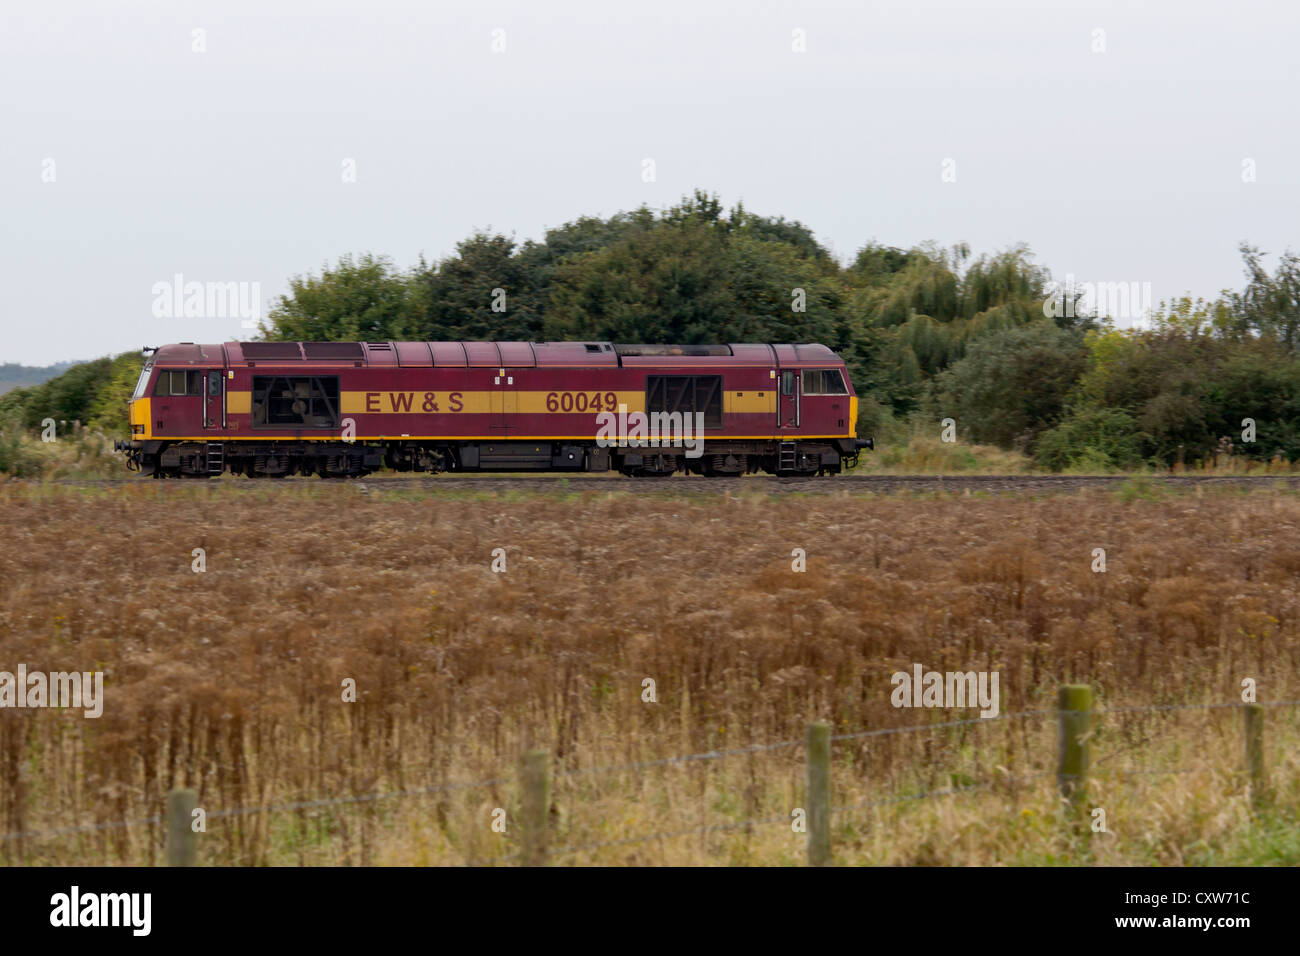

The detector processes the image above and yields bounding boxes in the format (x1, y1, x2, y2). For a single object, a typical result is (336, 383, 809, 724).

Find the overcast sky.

(2, 0, 1297, 365)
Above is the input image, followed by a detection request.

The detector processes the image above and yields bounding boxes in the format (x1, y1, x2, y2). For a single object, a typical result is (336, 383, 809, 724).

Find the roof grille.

(614, 344, 733, 357)
(303, 342, 365, 360)
(241, 342, 303, 360)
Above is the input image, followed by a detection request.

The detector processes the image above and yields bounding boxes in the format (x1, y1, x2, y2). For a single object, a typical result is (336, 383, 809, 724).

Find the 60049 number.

(545, 391, 618, 413)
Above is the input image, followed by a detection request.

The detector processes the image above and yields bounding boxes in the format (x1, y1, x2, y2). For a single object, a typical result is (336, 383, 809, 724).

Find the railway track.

(23, 473, 1300, 494)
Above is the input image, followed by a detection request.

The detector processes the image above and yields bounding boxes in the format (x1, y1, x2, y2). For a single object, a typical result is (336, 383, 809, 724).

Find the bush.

(0, 415, 123, 480)
(928, 322, 1087, 450)
(854, 432, 1031, 474)
(1034, 405, 1145, 472)
(0, 415, 42, 477)
(0, 352, 142, 446)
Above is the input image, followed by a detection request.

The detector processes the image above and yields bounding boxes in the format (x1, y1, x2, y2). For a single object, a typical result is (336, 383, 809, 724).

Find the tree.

(0, 352, 143, 438)
(851, 243, 913, 282)
(423, 234, 545, 341)
(1230, 243, 1300, 348)
(848, 243, 1060, 419)
(88, 352, 146, 436)
(1204, 338, 1300, 461)
(929, 322, 1087, 449)
(264, 254, 426, 342)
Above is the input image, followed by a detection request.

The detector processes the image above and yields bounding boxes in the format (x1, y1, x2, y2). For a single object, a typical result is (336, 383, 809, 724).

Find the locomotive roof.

(149, 341, 843, 367)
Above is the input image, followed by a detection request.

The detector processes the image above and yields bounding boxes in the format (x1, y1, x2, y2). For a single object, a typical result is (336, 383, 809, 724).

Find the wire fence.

(3, 695, 1295, 860)
(831, 708, 1054, 741)
(460, 761, 1230, 866)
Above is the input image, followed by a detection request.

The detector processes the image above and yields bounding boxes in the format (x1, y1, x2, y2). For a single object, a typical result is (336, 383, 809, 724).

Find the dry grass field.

(0, 477, 1297, 866)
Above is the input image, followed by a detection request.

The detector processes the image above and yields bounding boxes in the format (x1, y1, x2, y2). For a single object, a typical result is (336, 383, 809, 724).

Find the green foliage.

(1229, 243, 1300, 348)
(1034, 405, 1146, 472)
(266, 253, 428, 342)
(427, 234, 544, 340)
(851, 242, 913, 282)
(1211, 340, 1300, 460)
(0, 412, 41, 477)
(846, 243, 1065, 420)
(1115, 475, 1169, 503)
(929, 322, 1088, 449)
(543, 191, 839, 344)
(544, 209, 736, 342)
(853, 433, 1031, 474)
(0, 415, 121, 479)
(88, 353, 146, 436)
(0, 351, 144, 452)
(1069, 328, 1300, 467)
(1, 357, 114, 432)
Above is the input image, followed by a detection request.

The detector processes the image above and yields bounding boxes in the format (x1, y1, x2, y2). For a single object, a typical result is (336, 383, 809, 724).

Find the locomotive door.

(202, 369, 224, 430)
(778, 368, 800, 431)
(490, 366, 516, 434)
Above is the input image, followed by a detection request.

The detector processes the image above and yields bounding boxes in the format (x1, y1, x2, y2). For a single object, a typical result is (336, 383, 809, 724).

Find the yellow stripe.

(723, 390, 776, 414)
(153, 434, 852, 441)
(338, 390, 646, 414)
(246, 390, 784, 417)
(514, 391, 644, 414)
(340, 391, 488, 414)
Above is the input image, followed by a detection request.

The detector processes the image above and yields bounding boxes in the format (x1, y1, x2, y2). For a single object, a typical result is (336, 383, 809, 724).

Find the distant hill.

(0, 361, 76, 395)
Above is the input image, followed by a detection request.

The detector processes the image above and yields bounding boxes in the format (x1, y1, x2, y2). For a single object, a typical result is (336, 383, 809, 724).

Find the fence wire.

(0, 814, 163, 843)
(3, 698, 1296, 846)
(1, 774, 513, 843)
(832, 781, 993, 814)
(467, 780, 1009, 864)
(552, 738, 802, 780)
(831, 708, 1052, 742)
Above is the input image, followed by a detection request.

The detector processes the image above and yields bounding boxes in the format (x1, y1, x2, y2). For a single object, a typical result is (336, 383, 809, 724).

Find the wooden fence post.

(806, 722, 831, 866)
(166, 788, 197, 867)
(1056, 685, 1092, 810)
(520, 750, 550, 866)
(1243, 703, 1265, 808)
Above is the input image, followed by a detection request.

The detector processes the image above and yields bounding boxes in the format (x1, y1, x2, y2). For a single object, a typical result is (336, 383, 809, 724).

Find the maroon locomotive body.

(118, 341, 872, 477)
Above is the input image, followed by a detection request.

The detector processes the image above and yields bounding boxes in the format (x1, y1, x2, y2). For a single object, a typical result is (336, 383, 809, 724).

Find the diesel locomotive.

(114, 340, 873, 478)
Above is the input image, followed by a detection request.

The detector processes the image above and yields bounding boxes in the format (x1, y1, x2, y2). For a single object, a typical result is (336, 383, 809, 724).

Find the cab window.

(132, 364, 153, 400)
(153, 370, 201, 396)
(801, 369, 847, 395)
